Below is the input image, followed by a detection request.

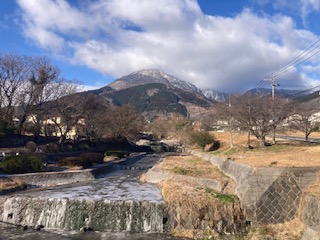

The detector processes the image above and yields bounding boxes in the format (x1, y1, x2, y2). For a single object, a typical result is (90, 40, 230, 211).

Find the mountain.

(108, 69, 203, 95)
(90, 69, 213, 118)
(245, 88, 310, 100)
(201, 89, 229, 102)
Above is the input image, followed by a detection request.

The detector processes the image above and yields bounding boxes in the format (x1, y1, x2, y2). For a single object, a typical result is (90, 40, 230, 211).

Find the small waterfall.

(0, 196, 166, 232)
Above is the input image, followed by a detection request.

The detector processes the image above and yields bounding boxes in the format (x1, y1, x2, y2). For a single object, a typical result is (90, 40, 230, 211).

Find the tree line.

(0, 53, 144, 146)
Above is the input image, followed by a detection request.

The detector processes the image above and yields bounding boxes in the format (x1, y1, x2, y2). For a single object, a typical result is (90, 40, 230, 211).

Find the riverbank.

(144, 154, 248, 239)
(143, 152, 320, 239)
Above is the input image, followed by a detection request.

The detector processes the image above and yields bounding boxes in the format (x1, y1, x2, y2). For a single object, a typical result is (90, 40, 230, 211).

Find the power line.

(257, 37, 320, 95)
(264, 37, 320, 79)
(286, 84, 320, 98)
(273, 47, 320, 78)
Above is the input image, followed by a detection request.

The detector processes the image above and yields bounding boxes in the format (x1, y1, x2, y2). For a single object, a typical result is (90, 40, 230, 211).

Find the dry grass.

(0, 177, 26, 190)
(161, 155, 236, 194)
(210, 131, 320, 168)
(303, 183, 320, 197)
(161, 155, 227, 180)
(160, 180, 242, 239)
(246, 219, 305, 240)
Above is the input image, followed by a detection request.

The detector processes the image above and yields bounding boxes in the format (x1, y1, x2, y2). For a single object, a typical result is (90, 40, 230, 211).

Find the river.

(0, 222, 186, 240)
(0, 154, 188, 239)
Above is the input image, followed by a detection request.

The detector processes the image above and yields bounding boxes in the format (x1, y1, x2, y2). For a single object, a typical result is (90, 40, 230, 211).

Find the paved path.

(276, 135, 320, 143)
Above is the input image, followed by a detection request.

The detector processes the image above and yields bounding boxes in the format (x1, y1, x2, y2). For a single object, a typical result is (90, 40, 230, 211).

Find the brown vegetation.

(245, 219, 304, 240)
(162, 155, 229, 181)
(159, 153, 306, 239)
(0, 177, 26, 191)
(161, 180, 244, 239)
(210, 131, 320, 167)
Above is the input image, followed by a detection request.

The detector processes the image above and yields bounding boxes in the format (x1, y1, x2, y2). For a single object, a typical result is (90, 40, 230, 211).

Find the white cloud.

(16, 0, 320, 92)
(301, 0, 320, 15)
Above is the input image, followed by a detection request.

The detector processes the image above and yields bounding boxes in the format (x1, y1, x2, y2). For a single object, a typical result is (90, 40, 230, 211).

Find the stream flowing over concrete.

(0, 222, 184, 240)
(0, 154, 170, 235)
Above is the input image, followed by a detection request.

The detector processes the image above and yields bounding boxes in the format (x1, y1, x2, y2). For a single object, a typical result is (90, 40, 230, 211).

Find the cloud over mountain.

(17, 0, 320, 92)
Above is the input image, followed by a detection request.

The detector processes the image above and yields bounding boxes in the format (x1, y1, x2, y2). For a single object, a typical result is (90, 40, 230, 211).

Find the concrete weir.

(0, 197, 165, 232)
(0, 154, 167, 233)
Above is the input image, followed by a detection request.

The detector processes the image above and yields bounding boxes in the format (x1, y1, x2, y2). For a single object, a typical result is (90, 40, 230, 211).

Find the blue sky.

(0, 0, 320, 92)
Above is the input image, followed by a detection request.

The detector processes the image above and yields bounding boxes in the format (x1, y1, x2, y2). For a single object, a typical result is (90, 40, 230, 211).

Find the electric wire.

(257, 37, 320, 90)
(273, 47, 320, 78)
(263, 37, 320, 79)
(286, 84, 320, 98)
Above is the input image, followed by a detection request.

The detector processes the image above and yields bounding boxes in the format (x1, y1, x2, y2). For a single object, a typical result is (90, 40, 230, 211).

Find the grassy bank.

(210, 132, 320, 167)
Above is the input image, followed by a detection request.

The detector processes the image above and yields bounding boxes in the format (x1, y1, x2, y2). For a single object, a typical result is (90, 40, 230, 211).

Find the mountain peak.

(108, 69, 202, 95)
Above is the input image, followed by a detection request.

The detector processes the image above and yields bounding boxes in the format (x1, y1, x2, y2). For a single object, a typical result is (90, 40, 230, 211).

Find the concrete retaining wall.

(187, 150, 320, 225)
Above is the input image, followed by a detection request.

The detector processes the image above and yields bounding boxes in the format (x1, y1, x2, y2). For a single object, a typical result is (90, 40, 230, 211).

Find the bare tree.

(148, 113, 190, 139)
(0, 54, 27, 123)
(105, 105, 145, 141)
(230, 94, 289, 147)
(77, 94, 111, 141)
(44, 92, 91, 146)
(16, 56, 78, 134)
(290, 105, 320, 141)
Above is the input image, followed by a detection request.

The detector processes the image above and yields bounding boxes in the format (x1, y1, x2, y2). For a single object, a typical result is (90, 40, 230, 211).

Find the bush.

(104, 150, 130, 158)
(25, 141, 37, 153)
(0, 120, 15, 137)
(45, 143, 59, 153)
(79, 152, 104, 164)
(0, 155, 44, 174)
(57, 156, 92, 168)
(191, 131, 215, 148)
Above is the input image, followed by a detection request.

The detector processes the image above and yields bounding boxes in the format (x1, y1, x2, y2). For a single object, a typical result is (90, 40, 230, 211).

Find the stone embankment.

(187, 149, 320, 239)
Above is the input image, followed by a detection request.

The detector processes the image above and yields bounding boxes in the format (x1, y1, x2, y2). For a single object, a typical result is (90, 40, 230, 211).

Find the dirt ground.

(210, 131, 320, 168)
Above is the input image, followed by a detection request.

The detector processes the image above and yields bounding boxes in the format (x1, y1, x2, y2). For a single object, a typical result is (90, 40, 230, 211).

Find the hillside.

(90, 69, 213, 118)
(98, 83, 212, 117)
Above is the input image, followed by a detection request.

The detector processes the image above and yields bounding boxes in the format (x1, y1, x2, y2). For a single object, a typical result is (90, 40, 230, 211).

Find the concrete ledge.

(0, 153, 146, 187)
(145, 167, 223, 192)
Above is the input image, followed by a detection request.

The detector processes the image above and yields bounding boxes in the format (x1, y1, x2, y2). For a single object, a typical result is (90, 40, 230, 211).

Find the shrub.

(0, 120, 15, 137)
(191, 131, 215, 148)
(45, 143, 59, 153)
(0, 155, 44, 174)
(25, 141, 37, 153)
(57, 156, 92, 168)
(104, 151, 130, 158)
(79, 152, 104, 164)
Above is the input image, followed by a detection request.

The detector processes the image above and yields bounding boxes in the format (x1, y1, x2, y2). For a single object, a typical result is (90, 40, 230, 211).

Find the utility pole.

(264, 74, 278, 144)
(271, 74, 278, 144)
(228, 95, 234, 148)
(271, 75, 275, 100)
(263, 74, 278, 99)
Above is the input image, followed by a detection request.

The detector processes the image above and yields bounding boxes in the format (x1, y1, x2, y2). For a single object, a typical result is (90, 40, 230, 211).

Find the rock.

(204, 141, 220, 152)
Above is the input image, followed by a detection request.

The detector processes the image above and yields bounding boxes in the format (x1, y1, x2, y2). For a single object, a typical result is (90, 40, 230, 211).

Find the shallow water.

(13, 154, 164, 202)
(0, 222, 187, 240)
(0, 154, 186, 239)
